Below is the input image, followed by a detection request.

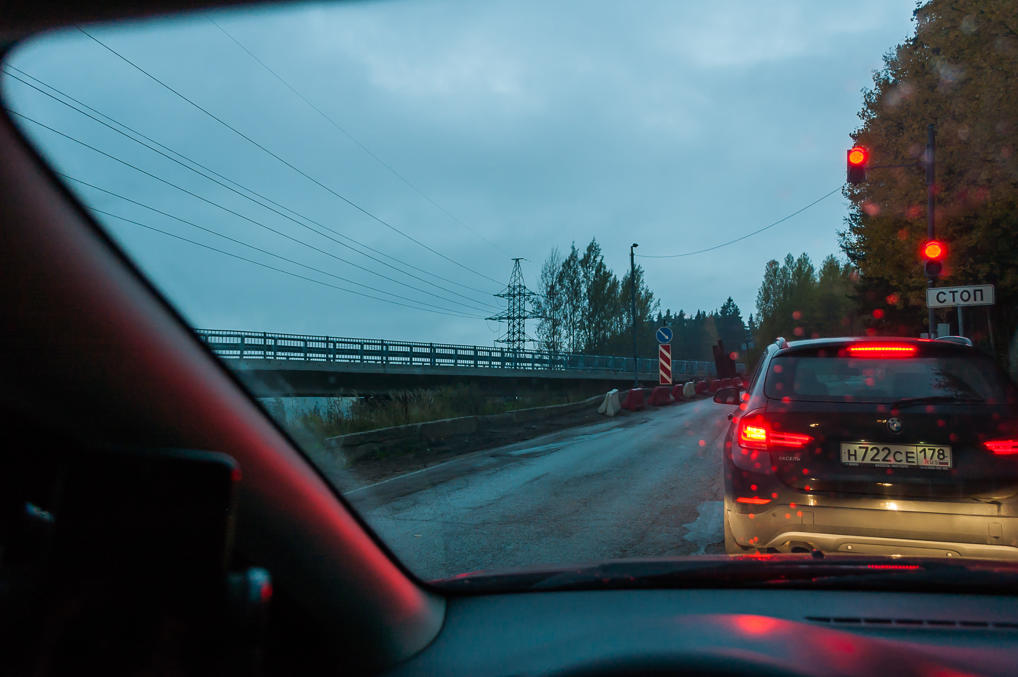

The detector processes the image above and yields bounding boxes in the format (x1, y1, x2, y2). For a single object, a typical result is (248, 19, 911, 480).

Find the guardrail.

(194, 328, 716, 378)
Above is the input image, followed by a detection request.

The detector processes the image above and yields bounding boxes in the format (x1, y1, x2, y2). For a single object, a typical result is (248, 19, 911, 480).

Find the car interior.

(3, 2, 1018, 676)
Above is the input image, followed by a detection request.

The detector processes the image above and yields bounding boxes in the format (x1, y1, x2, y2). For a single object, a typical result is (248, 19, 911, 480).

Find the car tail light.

(737, 414, 813, 451)
(985, 439, 1018, 455)
(738, 421, 768, 449)
(846, 343, 917, 358)
(733, 411, 813, 474)
(735, 496, 771, 505)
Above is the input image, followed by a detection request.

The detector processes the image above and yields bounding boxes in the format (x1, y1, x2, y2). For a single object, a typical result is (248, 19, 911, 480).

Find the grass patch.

(265, 383, 600, 440)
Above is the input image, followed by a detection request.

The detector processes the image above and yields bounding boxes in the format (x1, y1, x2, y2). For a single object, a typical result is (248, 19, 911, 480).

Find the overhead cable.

(75, 191, 484, 316)
(7, 108, 497, 315)
(638, 187, 842, 259)
(88, 207, 484, 319)
(3, 65, 501, 307)
(76, 25, 505, 286)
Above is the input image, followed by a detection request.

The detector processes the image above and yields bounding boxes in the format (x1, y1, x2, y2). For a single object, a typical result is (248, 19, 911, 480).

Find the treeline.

(533, 238, 749, 362)
(533, 239, 656, 355)
(597, 300, 749, 363)
(749, 253, 860, 363)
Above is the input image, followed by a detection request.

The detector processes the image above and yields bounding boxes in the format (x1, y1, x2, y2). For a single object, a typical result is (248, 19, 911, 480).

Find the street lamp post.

(630, 242, 639, 387)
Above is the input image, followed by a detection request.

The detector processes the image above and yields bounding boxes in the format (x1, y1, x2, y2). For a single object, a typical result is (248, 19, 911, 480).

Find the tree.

(840, 0, 1018, 357)
(579, 239, 622, 350)
(618, 261, 658, 351)
(716, 297, 746, 357)
(751, 252, 859, 364)
(558, 245, 583, 352)
(813, 255, 859, 338)
(534, 248, 565, 353)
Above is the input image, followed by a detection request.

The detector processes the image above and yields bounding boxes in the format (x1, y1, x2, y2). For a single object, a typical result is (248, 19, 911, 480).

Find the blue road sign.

(656, 326, 673, 344)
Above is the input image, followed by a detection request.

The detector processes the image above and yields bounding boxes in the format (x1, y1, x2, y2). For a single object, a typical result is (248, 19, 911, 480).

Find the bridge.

(195, 328, 716, 396)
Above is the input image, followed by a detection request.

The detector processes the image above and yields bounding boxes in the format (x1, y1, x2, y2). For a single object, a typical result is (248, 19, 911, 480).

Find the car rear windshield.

(764, 354, 1011, 404)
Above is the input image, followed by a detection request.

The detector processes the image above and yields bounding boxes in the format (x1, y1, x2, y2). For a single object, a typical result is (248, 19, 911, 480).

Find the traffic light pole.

(849, 126, 942, 338)
(926, 124, 936, 337)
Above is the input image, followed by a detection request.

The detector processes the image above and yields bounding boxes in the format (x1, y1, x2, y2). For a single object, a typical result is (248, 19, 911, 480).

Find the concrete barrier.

(598, 389, 622, 416)
(621, 388, 647, 411)
(682, 381, 696, 399)
(649, 385, 673, 406)
(671, 383, 685, 401)
(695, 380, 708, 395)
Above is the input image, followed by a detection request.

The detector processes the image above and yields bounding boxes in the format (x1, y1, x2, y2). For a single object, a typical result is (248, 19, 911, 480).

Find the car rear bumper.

(727, 502, 1018, 560)
(753, 530, 1018, 560)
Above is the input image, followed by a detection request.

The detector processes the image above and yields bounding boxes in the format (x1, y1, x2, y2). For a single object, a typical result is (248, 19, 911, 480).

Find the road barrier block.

(695, 380, 708, 395)
(649, 386, 673, 406)
(682, 381, 697, 399)
(597, 389, 622, 417)
(672, 384, 686, 401)
(709, 379, 721, 393)
(621, 388, 647, 411)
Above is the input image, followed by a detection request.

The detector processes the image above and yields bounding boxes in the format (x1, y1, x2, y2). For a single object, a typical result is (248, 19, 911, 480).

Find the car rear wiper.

(890, 395, 985, 409)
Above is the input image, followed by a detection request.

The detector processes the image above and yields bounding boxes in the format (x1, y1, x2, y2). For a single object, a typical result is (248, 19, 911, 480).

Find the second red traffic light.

(922, 239, 946, 278)
(922, 240, 945, 261)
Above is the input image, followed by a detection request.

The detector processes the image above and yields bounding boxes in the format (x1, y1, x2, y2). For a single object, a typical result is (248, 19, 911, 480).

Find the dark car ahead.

(717, 336, 1018, 559)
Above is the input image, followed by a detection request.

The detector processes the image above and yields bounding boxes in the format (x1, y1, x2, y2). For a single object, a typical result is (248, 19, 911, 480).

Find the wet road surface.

(344, 399, 732, 580)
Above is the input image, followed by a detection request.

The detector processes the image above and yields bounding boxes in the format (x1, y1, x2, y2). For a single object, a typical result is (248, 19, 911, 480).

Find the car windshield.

(4, 0, 1018, 583)
(765, 354, 1009, 403)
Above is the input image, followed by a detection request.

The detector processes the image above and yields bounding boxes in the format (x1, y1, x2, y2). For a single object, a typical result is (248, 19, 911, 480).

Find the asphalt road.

(344, 399, 732, 580)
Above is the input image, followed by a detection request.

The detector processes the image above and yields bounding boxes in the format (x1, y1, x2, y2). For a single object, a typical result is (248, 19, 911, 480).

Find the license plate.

(840, 442, 952, 469)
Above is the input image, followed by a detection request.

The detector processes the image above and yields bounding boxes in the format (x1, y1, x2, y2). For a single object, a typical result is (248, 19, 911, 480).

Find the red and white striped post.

(659, 343, 672, 385)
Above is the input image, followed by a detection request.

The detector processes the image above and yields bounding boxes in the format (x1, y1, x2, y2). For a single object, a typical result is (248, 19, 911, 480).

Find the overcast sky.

(3, 0, 916, 347)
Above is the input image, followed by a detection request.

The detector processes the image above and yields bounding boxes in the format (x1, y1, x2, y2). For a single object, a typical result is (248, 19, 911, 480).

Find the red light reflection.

(732, 614, 781, 636)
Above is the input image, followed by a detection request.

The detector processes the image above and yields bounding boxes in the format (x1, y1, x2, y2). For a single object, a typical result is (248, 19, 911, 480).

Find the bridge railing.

(193, 329, 716, 378)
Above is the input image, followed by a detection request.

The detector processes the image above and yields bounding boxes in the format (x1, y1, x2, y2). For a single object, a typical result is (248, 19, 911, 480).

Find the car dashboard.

(390, 587, 1018, 676)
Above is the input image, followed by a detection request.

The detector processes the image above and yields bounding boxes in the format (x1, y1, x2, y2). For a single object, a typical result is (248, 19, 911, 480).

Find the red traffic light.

(922, 240, 946, 261)
(847, 146, 868, 184)
(922, 240, 945, 279)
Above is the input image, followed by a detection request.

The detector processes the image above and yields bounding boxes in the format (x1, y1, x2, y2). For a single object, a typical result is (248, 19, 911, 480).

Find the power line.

(79, 193, 483, 317)
(206, 15, 506, 257)
(76, 25, 505, 286)
(7, 108, 498, 315)
(2, 65, 501, 307)
(637, 186, 842, 259)
(90, 207, 483, 319)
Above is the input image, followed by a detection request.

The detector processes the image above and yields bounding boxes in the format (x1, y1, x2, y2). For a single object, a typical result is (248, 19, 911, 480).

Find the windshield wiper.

(891, 395, 984, 409)
(435, 557, 1018, 593)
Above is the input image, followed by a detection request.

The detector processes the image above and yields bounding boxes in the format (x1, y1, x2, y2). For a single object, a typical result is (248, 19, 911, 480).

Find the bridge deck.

(195, 329, 716, 395)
